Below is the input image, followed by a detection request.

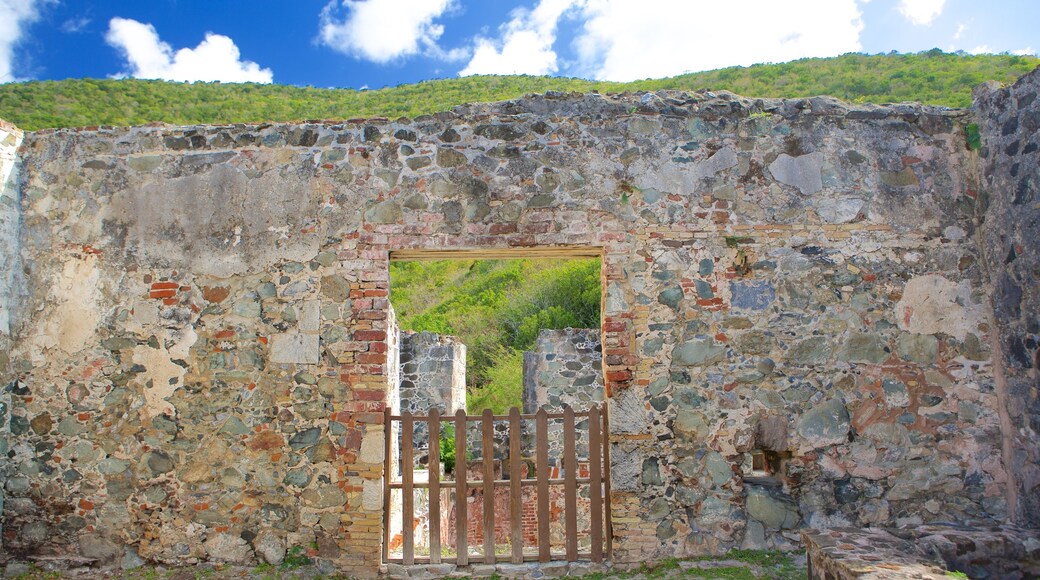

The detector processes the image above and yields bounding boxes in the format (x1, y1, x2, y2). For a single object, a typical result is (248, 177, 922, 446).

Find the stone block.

(270, 332, 320, 364)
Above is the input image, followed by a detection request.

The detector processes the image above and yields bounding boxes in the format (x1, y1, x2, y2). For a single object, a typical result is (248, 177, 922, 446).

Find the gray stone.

(4, 563, 32, 578)
(365, 200, 402, 223)
(768, 152, 823, 194)
(897, 333, 938, 364)
(695, 279, 714, 299)
(882, 379, 911, 408)
(144, 450, 174, 476)
(699, 258, 714, 276)
(673, 337, 727, 366)
(746, 486, 800, 529)
(788, 336, 831, 365)
(658, 286, 684, 309)
(611, 447, 641, 492)
(705, 451, 733, 487)
(121, 547, 145, 569)
(270, 333, 319, 364)
(742, 520, 767, 550)
(253, 531, 286, 565)
(20, 521, 49, 544)
(204, 532, 253, 563)
(79, 533, 120, 563)
(301, 486, 346, 508)
(838, 332, 887, 364)
(642, 458, 663, 486)
(288, 427, 322, 450)
(814, 196, 865, 223)
(98, 458, 130, 474)
(797, 398, 850, 448)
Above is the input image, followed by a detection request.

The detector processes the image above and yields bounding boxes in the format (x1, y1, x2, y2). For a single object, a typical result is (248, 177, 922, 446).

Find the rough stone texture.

(975, 69, 1040, 527)
(521, 328, 603, 462)
(396, 331, 466, 464)
(0, 69, 1034, 574)
(0, 119, 21, 545)
(522, 328, 603, 413)
(803, 525, 1040, 579)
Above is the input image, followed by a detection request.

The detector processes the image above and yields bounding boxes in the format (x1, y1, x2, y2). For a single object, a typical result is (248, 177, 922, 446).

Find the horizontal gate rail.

(383, 404, 609, 565)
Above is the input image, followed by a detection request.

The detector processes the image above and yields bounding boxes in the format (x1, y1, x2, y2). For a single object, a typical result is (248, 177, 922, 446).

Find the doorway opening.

(381, 249, 609, 564)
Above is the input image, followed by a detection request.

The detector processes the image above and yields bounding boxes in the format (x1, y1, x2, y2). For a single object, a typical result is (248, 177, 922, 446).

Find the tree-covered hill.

(1, 50, 1036, 131)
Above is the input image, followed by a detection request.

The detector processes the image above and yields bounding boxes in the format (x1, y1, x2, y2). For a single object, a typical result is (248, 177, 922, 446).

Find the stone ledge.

(804, 525, 1040, 579)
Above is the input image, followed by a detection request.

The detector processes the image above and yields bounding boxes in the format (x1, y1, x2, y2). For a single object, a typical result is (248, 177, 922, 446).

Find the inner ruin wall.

(0, 65, 1037, 573)
(975, 69, 1040, 526)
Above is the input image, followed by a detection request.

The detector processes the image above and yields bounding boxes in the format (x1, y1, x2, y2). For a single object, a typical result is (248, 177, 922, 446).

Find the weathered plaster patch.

(896, 274, 983, 340)
(31, 253, 103, 361)
(131, 326, 197, 418)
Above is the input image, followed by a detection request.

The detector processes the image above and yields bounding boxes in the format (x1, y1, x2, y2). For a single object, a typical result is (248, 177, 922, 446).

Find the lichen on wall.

(0, 67, 1035, 573)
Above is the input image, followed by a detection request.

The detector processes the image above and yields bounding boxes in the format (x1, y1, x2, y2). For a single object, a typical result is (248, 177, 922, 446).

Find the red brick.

(357, 352, 386, 364)
(605, 370, 632, 382)
(354, 389, 385, 401)
(149, 289, 177, 299)
(354, 330, 386, 341)
(151, 281, 179, 290)
(603, 321, 627, 332)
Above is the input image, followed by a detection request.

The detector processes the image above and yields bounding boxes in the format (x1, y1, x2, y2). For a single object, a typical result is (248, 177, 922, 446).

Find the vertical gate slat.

(402, 411, 415, 565)
(563, 405, 578, 561)
(588, 404, 603, 562)
(535, 408, 550, 563)
(508, 408, 523, 564)
(382, 408, 392, 564)
(602, 403, 612, 558)
(429, 408, 442, 564)
(454, 409, 468, 566)
(481, 408, 496, 564)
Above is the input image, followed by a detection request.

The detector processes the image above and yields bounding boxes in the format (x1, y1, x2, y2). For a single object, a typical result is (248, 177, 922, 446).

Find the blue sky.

(1, 0, 1037, 88)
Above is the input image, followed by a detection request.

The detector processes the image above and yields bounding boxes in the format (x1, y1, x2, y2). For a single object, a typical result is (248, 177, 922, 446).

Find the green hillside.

(390, 259, 600, 414)
(1, 50, 1036, 131)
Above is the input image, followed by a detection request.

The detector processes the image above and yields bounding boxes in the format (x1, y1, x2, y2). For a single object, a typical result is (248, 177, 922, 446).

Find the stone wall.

(522, 328, 603, 413)
(522, 328, 603, 463)
(0, 66, 1035, 573)
(396, 331, 466, 464)
(975, 69, 1040, 526)
(0, 119, 22, 546)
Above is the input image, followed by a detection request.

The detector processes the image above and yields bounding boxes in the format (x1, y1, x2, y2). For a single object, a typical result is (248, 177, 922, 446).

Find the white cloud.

(460, 0, 578, 76)
(571, 0, 866, 82)
(953, 23, 965, 40)
(319, 0, 462, 63)
(61, 17, 91, 34)
(0, 0, 47, 82)
(105, 18, 273, 83)
(898, 0, 945, 26)
(1012, 47, 1036, 56)
(969, 45, 992, 55)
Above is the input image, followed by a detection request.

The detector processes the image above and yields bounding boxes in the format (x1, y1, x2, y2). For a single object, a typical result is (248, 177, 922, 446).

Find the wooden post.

(589, 405, 603, 562)
(509, 407, 523, 564)
(402, 411, 414, 565)
(563, 405, 577, 561)
(536, 408, 550, 562)
(429, 408, 441, 564)
(603, 403, 613, 558)
(454, 409, 468, 566)
(481, 408, 496, 564)
(382, 408, 392, 564)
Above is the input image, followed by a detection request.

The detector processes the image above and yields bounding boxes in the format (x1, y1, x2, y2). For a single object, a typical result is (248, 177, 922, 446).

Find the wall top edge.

(21, 88, 976, 138)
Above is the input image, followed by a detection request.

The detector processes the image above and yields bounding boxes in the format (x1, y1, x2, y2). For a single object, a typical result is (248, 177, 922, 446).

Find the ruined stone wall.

(0, 119, 22, 546)
(522, 328, 603, 413)
(522, 328, 603, 463)
(0, 68, 1028, 572)
(975, 68, 1040, 525)
(397, 331, 466, 464)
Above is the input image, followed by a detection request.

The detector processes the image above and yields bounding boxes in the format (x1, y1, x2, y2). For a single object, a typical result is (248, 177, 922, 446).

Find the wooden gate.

(382, 404, 611, 565)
